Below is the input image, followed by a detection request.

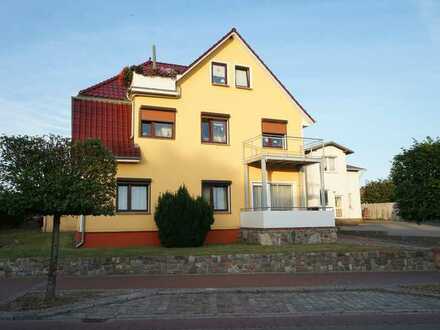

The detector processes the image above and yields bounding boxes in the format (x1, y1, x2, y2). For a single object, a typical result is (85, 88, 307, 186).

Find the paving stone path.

(46, 288, 440, 320)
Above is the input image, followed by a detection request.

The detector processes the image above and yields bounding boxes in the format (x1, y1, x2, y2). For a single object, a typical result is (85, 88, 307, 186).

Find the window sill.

(236, 85, 252, 90)
(139, 135, 174, 140)
(211, 83, 229, 88)
(213, 210, 231, 214)
(262, 145, 284, 149)
(116, 211, 151, 215)
(201, 141, 230, 146)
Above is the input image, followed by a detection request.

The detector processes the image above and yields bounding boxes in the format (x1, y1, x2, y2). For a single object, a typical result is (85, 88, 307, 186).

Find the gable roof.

(79, 61, 188, 100)
(307, 141, 354, 155)
(77, 29, 314, 124)
(177, 28, 315, 124)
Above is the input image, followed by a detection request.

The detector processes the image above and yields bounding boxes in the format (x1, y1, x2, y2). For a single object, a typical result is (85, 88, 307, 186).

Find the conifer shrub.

(154, 185, 214, 247)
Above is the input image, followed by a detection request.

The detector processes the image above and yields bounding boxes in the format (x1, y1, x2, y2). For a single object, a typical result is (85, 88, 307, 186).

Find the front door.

(335, 196, 343, 218)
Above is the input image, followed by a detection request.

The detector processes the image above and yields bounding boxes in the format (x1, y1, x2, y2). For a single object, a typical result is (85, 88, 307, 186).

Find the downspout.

(75, 215, 86, 248)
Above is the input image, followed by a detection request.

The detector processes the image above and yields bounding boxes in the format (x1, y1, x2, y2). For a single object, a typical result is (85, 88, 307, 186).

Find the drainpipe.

(75, 215, 86, 248)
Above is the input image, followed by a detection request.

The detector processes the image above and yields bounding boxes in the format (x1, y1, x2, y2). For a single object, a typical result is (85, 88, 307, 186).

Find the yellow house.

(44, 28, 336, 247)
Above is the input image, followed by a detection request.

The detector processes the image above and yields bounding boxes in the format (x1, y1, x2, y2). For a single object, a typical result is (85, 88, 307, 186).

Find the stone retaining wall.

(240, 228, 337, 245)
(0, 249, 437, 278)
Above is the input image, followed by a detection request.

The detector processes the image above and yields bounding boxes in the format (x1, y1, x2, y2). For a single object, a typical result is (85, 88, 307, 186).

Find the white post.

(302, 165, 308, 208)
(319, 143, 326, 208)
(243, 164, 249, 209)
(261, 158, 268, 209)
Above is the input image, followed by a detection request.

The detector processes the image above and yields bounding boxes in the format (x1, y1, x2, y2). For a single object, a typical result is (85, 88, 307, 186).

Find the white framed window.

(324, 157, 336, 172)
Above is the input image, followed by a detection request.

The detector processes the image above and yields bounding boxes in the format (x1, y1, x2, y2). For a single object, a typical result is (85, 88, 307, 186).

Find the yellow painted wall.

(65, 34, 308, 233)
(43, 216, 79, 232)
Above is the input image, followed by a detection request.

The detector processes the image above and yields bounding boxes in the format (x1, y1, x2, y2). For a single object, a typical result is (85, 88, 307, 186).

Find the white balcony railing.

(243, 135, 324, 162)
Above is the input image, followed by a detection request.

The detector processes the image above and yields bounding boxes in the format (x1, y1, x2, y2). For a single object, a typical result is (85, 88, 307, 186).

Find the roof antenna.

(152, 45, 157, 70)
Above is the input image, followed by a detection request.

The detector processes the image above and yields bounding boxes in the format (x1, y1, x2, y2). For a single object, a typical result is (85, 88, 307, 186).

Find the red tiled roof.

(72, 98, 140, 159)
(79, 61, 188, 100)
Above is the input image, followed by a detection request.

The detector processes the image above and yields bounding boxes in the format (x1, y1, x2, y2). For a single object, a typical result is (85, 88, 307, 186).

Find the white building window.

(324, 157, 336, 172)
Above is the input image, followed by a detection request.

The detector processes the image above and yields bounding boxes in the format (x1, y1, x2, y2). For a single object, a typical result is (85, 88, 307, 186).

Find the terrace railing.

(242, 135, 325, 162)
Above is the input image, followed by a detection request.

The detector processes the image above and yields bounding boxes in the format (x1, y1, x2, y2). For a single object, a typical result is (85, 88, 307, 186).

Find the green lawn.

(0, 229, 388, 259)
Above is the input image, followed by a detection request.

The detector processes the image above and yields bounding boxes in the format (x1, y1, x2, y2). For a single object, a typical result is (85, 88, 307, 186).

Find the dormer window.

(235, 66, 250, 88)
(212, 62, 227, 85)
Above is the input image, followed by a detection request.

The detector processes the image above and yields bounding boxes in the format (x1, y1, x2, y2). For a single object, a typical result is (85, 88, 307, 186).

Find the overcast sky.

(0, 0, 439, 183)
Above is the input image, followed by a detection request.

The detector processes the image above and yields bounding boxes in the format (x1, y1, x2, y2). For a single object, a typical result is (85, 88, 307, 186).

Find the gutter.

(75, 215, 86, 248)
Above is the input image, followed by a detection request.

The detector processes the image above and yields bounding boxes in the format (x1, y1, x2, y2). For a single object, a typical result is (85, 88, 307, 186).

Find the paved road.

(2, 313, 440, 329)
(340, 221, 440, 237)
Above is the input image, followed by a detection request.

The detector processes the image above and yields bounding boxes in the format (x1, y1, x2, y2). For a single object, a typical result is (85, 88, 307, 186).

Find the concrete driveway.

(340, 221, 440, 238)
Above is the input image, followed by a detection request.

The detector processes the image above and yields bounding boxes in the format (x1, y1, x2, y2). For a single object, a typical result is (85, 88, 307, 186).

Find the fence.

(362, 202, 400, 221)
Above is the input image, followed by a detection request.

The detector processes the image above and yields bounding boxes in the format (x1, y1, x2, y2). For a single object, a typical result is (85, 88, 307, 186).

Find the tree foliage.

(154, 185, 214, 247)
(391, 137, 440, 223)
(0, 135, 117, 299)
(361, 179, 395, 204)
(0, 135, 117, 217)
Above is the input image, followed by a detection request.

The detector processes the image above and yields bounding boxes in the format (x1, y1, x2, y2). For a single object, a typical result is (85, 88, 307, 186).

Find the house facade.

(44, 28, 342, 247)
(306, 142, 364, 222)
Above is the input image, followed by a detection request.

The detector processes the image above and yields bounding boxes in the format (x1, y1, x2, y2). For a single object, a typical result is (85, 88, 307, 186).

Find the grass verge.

(0, 229, 394, 260)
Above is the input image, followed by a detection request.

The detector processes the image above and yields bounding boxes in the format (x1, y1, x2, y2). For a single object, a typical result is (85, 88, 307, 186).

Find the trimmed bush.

(391, 137, 440, 223)
(154, 185, 214, 247)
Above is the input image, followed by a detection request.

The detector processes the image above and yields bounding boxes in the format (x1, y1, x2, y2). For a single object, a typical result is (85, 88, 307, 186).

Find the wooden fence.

(361, 202, 400, 221)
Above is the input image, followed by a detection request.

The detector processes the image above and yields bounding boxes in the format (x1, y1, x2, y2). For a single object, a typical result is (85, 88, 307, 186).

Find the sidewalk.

(1, 272, 440, 326)
(2, 271, 440, 303)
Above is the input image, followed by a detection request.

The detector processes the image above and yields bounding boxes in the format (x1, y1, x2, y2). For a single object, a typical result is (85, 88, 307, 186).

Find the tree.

(0, 135, 117, 299)
(154, 185, 214, 247)
(391, 137, 440, 223)
(361, 179, 395, 203)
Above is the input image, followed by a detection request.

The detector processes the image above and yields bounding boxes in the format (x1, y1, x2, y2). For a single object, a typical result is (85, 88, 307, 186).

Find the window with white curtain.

(252, 183, 294, 209)
(117, 180, 149, 212)
(235, 66, 250, 88)
(141, 121, 173, 138)
(117, 185, 128, 211)
(202, 181, 230, 212)
(270, 184, 293, 209)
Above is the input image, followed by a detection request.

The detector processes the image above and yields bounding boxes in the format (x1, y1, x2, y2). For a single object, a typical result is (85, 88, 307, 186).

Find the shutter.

(141, 109, 175, 122)
(261, 119, 287, 135)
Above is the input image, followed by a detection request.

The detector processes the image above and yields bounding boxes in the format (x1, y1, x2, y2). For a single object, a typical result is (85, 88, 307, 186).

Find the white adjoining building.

(306, 142, 365, 222)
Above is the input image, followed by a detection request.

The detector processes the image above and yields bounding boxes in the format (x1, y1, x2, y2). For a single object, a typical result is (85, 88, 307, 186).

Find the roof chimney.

(152, 45, 157, 70)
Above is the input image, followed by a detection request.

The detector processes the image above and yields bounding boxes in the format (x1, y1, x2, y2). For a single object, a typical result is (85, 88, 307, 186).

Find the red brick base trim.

(75, 229, 239, 248)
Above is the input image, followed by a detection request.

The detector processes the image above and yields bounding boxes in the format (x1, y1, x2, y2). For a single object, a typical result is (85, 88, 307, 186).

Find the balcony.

(241, 135, 334, 231)
(242, 135, 325, 166)
(240, 207, 335, 229)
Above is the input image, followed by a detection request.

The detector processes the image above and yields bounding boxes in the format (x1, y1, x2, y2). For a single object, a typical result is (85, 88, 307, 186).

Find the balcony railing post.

(261, 157, 268, 210)
(243, 164, 249, 209)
